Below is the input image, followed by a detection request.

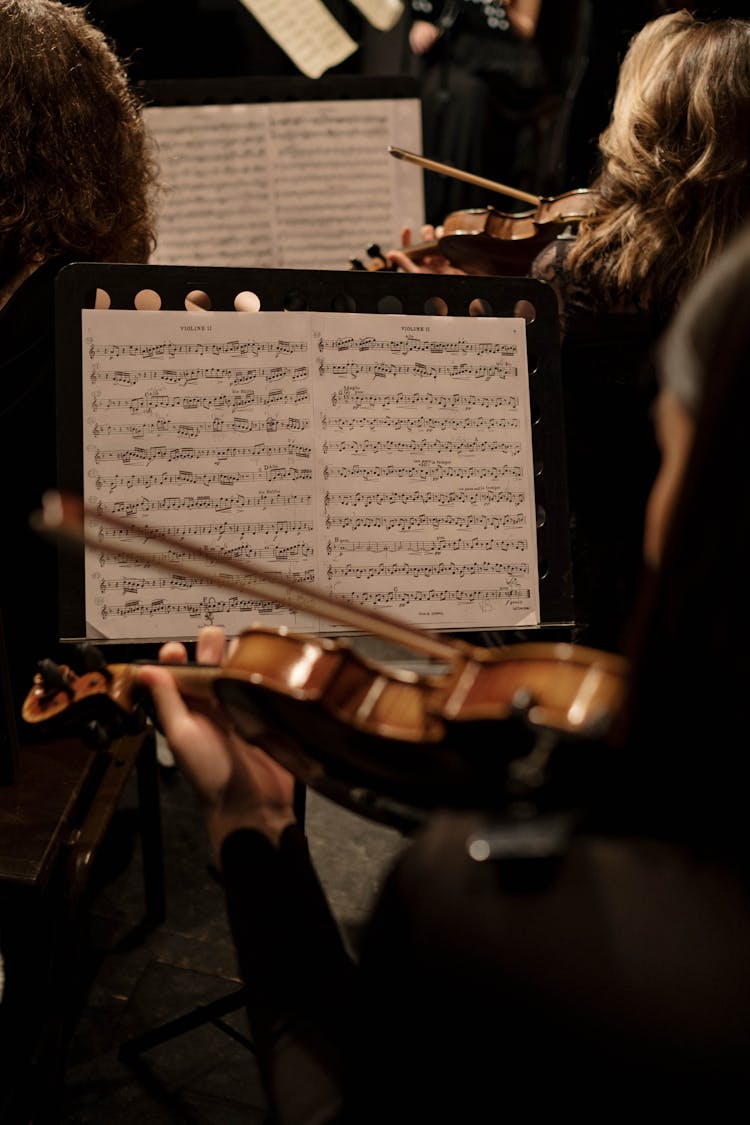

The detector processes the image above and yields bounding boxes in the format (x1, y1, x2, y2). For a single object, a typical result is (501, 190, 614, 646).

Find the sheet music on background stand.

(140, 74, 423, 273)
(54, 263, 574, 669)
(235, 0, 406, 78)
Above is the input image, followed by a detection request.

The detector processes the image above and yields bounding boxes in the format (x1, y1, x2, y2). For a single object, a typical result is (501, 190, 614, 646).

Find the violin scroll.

(23, 650, 146, 740)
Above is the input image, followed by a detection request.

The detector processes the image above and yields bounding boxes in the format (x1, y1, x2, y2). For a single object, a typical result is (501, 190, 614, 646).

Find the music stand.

(54, 262, 573, 1064)
(55, 262, 573, 642)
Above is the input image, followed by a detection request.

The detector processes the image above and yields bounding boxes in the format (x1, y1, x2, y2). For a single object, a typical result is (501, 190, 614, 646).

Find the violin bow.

(388, 146, 540, 207)
(31, 491, 459, 664)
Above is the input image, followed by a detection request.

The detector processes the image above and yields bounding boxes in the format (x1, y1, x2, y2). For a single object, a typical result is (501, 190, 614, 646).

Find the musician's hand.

(386, 224, 466, 275)
(409, 20, 441, 55)
(137, 625, 296, 860)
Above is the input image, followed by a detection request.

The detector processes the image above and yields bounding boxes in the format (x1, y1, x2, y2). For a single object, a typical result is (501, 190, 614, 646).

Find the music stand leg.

(118, 986, 252, 1059)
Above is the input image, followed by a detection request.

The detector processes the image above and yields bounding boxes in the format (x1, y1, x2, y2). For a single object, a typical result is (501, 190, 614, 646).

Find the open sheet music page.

(145, 98, 423, 270)
(349, 0, 405, 31)
(236, 0, 357, 78)
(81, 308, 540, 641)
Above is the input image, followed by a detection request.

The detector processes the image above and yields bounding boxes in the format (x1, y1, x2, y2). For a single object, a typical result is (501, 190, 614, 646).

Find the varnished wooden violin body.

(24, 492, 628, 827)
(23, 623, 628, 824)
(356, 146, 595, 276)
(355, 193, 592, 277)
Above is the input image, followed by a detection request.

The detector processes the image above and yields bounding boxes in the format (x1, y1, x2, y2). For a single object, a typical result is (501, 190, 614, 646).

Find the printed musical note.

(316, 360, 514, 381)
(320, 414, 521, 433)
(316, 333, 517, 357)
(327, 536, 527, 554)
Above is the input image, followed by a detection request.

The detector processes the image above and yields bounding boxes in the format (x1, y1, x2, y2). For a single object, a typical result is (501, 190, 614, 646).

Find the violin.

(23, 493, 628, 827)
(352, 147, 593, 277)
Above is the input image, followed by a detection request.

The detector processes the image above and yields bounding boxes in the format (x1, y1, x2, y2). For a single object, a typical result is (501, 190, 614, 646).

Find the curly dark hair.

(0, 0, 158, 290)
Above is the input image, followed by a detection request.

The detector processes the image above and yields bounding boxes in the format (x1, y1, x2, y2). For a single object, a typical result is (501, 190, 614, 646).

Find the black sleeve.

(352, 812, 750, 1116)
(220, 826, 356, 1125)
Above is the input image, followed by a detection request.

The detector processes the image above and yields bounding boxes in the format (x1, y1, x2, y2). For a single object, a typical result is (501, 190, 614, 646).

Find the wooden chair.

(0, 726, 165, 1124)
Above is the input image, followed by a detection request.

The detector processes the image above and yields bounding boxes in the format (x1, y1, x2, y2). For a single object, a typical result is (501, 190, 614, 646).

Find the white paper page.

(311, 314, 539, 631)
(348, 0, 404, 31)
(81, 308, 539, 641)
(236, 0, 357, 78)
(146, 99, 423, 270)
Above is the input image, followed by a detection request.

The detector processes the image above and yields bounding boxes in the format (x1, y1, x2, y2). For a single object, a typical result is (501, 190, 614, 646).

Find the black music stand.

(139, 72, 419, 108)
(117, 984, 253, 1061)
(54, 261, 573, 1068)
(54, 262, 574, 642)
(116, 779, 306, 1068)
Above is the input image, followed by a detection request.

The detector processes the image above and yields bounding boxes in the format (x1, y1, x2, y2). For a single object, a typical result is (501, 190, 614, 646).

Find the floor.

(60, 752, 408, 1124)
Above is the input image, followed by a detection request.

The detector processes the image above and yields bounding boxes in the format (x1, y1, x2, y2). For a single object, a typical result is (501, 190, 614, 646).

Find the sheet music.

(81, 308, 539, 641)
(146, 99, 423, 270)
(349, 0, 405, 31)
(236, 0, 357, 78)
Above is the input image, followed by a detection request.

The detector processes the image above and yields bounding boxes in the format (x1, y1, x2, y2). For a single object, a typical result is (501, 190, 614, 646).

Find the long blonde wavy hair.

(566, 10, 750, 314)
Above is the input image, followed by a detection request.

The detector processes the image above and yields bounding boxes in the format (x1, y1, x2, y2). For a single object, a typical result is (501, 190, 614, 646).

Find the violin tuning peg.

(350, 258, 367, 271)
(366, 243, 384, 259)
(36, 658, 75, 697)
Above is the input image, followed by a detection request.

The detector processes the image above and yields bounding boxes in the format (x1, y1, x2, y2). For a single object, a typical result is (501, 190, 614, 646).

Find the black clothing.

(410, 1, 549, 223)
(0, 260, 69, 719)
(221, 815, 750, 1122)
(412, 0, 517, 37)
(531, 237, 662, 650)
(562, 3, 658, 188)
